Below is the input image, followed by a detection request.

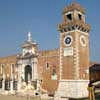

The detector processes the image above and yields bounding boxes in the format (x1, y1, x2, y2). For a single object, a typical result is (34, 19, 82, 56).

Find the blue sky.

(0, 0, 100, 62)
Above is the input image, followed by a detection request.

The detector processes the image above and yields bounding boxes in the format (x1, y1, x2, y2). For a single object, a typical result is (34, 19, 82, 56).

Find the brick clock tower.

(55, 2, 91, 99)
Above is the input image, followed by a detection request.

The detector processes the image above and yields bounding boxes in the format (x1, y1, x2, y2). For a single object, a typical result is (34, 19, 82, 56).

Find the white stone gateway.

(17, 32, 40, 95)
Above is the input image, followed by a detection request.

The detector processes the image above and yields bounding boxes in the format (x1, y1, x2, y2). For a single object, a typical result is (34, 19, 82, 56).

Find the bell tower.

(55, 2, 91, 99)
(59, 2, 91, 80)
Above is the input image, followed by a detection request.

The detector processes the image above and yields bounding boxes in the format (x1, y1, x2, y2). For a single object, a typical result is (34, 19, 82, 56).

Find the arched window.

(66, 14, 72, 21)
(46, 62, 49, 70)
(78, 13, 82, 20)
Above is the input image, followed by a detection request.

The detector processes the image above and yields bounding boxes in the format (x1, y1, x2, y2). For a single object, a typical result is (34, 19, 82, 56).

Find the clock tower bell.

(55, 2, 91, 99)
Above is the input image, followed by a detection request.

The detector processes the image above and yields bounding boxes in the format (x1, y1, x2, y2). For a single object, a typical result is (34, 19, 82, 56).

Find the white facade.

(16, 32, 40, 95)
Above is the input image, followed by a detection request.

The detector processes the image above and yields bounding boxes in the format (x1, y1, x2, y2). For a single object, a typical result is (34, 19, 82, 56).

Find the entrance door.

(25, 65, 32, 84)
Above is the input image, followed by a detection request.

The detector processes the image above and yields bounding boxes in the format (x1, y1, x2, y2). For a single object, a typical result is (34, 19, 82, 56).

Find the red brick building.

(0, 2, 99, 100)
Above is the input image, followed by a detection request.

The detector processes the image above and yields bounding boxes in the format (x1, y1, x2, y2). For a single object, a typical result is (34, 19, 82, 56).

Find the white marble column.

(2, 72, 5, 91)
(17, 79, 21, 91)
(34, 58, 38, 80)
(17, 64, 22, 91)
(10, 80, 13, 92)
(36, 80, 40, 91)
(10, 64, 14, 92)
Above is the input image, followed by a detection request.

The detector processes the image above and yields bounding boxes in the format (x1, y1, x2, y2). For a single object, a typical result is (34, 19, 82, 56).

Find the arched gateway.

(25, 65, 32, 84)
(16, 32, 40, 95)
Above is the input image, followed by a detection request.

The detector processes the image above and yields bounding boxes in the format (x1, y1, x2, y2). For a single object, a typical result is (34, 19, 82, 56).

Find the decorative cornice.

(17, 53, 38, 59)
(58, 20, 91, 33)
(21, 41, 37, 48)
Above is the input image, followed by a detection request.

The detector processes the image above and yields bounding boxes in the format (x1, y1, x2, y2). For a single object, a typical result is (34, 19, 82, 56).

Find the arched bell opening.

(24, 65, 32, 84)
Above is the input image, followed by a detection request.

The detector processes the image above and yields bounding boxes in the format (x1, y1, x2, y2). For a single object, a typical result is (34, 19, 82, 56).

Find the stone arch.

(24, 65, 32, 84)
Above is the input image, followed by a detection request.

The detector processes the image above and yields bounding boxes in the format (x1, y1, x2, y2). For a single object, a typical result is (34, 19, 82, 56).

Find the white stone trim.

(80, 35, 87, 47)
(65, 11, 73, 15)
(64, 30, 89, 36)
(73, 32, 80, 79)
(59, 34, 63, 80)
(63, 30, 75, 35)
(76, 30, 89, 36)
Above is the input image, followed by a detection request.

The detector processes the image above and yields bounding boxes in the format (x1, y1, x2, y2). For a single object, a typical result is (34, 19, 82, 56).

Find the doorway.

(24, 65, 32, 84)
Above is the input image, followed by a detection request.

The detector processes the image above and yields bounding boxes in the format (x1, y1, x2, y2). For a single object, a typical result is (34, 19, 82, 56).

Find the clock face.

(80, 35, 87, 46)
(64, 35, 73, 46)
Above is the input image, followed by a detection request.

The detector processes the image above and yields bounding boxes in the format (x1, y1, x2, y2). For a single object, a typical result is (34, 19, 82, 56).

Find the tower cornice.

(58, 21, 91, 33)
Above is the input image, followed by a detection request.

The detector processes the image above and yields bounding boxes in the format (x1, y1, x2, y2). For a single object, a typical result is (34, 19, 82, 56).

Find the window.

(46, 63, 49, 69)
(78, 14, 82, 20)
(51, 69, 57, 80)
(66, 14, 72, 21)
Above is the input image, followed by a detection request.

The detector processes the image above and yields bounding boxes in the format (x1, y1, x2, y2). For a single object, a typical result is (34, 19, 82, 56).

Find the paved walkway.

(0, 95, 54, 100)
(0, 95, 41, 100)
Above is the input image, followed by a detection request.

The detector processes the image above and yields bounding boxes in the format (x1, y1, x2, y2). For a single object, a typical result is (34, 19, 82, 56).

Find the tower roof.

(63, 2, 85, 14)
